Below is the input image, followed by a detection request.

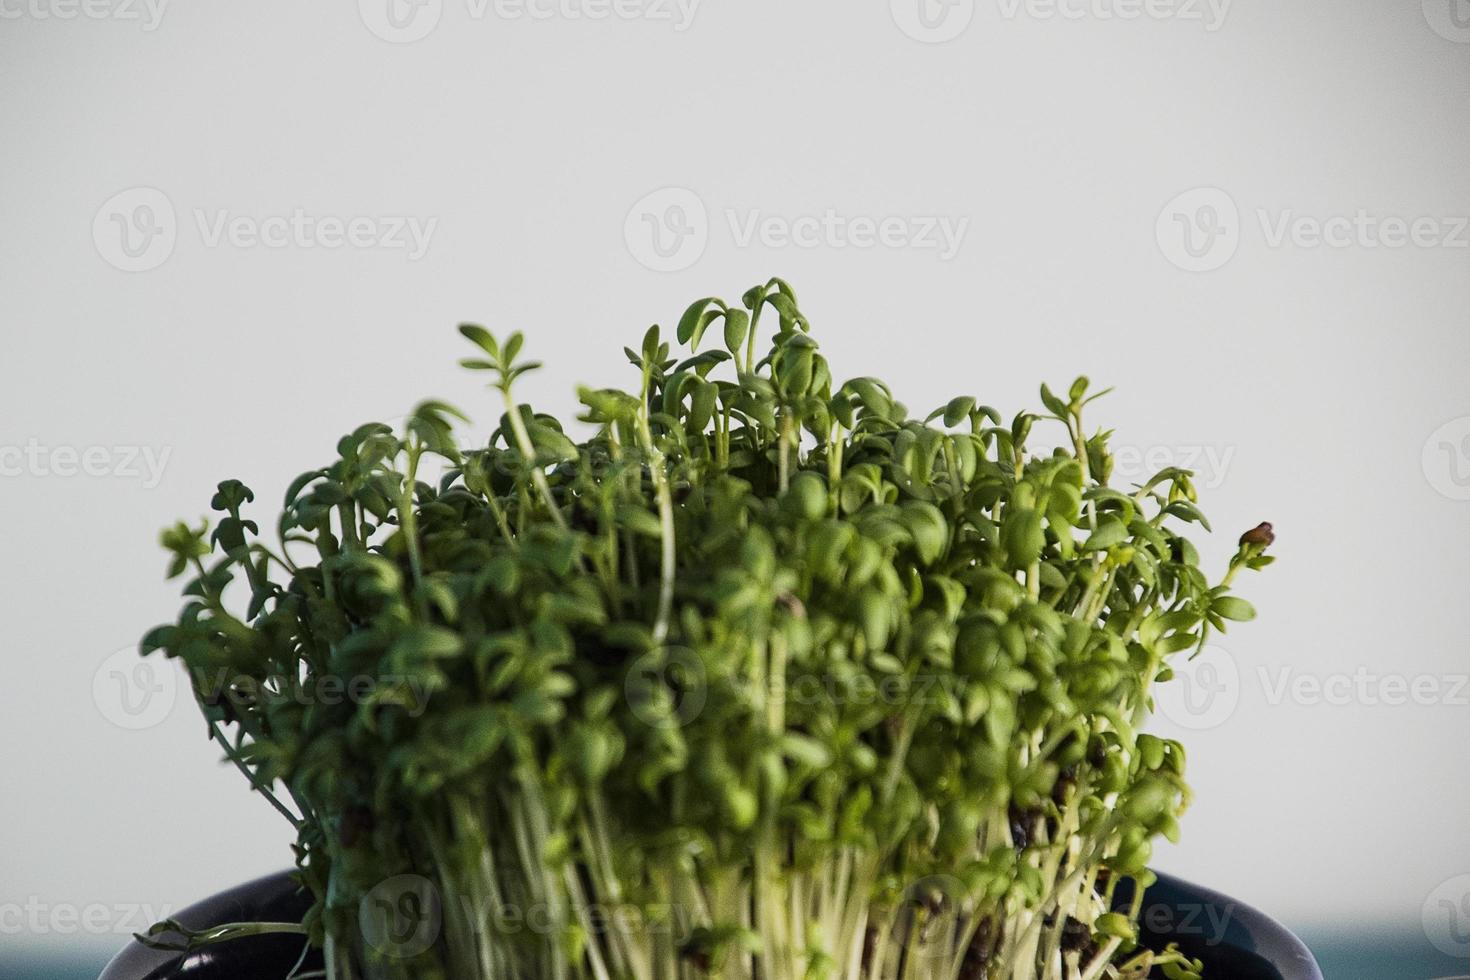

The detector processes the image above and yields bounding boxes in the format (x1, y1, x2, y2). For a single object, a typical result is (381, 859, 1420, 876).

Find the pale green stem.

(635, 403, 676, 646)
(501, 388, 568, 531)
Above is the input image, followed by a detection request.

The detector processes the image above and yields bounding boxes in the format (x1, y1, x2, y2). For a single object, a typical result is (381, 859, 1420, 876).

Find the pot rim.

(101, 868, 1322, 980)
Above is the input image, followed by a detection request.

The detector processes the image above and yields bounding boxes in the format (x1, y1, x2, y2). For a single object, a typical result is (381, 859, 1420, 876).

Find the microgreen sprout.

(142, 280, 1271, 980)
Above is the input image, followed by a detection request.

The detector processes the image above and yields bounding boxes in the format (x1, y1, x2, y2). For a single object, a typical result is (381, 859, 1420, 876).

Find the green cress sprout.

(141, 280, 1273, 980)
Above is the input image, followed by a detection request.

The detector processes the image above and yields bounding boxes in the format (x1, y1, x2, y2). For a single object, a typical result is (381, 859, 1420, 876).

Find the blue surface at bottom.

(0, 950, 110, 980)
(1292, 928, 1470, 980)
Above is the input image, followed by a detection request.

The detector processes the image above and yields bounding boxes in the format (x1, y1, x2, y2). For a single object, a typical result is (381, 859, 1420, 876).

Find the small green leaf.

(1039, 384, 1068, 418)
(1212, 596, 1256, 622)
(458, 323, 499, 359)
(1082, 518, 1128, 552)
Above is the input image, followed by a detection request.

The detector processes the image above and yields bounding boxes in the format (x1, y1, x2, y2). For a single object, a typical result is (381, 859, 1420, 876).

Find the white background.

(2, 0, 1468, 967)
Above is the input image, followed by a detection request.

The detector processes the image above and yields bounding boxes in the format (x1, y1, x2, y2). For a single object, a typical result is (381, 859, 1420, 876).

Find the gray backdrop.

(2, 2, 1468, 977)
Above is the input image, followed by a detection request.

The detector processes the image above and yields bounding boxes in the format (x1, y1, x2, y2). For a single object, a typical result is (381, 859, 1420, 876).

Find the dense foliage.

(142, 280, 1272, 980)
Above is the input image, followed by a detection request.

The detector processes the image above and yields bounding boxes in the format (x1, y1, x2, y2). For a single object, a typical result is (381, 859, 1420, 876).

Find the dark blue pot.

(1115, 872, 1323, 980)
(99, 872, 320, 980)
(99, 870, 1321, 979)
